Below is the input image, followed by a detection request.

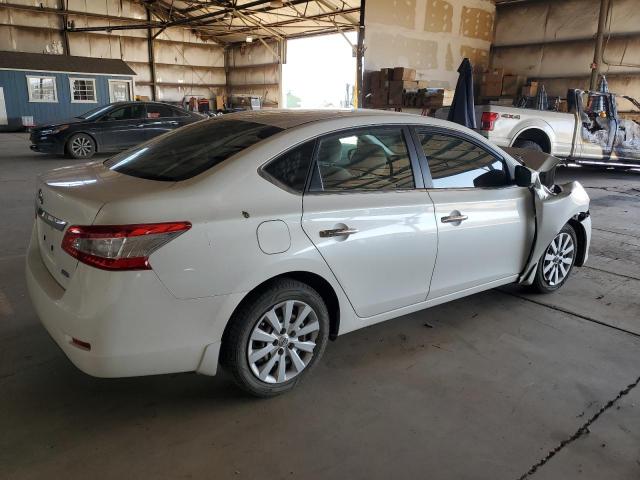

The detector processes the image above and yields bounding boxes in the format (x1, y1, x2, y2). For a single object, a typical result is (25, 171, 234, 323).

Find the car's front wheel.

(532, 223, 577, 293)
(66, 133, 96, 159)
(221, 279, 329, 397)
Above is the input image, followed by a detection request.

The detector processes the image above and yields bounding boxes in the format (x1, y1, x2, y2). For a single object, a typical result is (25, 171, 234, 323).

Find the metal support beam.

(315, 0, 359, 26)
(146, 7, 157, 101)
(590, 0, 610, 90)
(356, 0, 365, 108)
(59, 0, 70, 55)
(210, 6, 359, 38)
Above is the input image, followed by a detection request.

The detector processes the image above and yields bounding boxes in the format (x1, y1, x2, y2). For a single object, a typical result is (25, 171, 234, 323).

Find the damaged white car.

(26, 110, 591, 397)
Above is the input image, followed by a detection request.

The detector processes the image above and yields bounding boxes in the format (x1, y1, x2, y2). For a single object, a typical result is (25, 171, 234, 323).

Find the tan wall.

(492, 0, 640, 110)
(0, 0, 226, 102)
(226, 40, 282, 107)
(363, 0, 495, 88)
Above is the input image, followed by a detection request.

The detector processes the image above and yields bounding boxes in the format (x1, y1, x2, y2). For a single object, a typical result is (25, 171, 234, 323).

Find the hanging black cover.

(535, 84, 548, 111)
(447, 58, 476, 129)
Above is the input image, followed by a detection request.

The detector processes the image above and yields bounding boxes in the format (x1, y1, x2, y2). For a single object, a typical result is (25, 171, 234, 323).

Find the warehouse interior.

(1, 0, 639, 479)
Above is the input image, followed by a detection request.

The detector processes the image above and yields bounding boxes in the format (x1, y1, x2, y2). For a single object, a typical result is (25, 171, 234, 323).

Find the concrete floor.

(1, 132, 639, 480)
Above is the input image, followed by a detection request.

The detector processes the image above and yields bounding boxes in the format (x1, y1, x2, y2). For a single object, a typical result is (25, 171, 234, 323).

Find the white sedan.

(26, 110, 591, 397)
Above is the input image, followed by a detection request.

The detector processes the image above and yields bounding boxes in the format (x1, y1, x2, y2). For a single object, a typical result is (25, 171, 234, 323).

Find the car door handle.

(168, 121, 179, 126)
(136, 124, 145, 128)
(441, 214, 468, 224)
(319, 227, 359, 238)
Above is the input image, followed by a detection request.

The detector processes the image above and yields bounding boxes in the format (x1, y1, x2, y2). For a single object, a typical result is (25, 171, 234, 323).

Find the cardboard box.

(521, 81, 538, 97)
(502, 75, 526, 96)
(388, 81, 404, 105)
(380, 68, 393, 83)
(392, 67, 416, 81)
(417, 80, 429, 89)
(371, 88, 388, 107)
(480, 82, 502, 97)
(481, 68, 504, 85)
(216, 95, 225, 111)
(401, 80, 419, 93)
(422, 88, 454, 108)
(557, 99, 568, 113)
(369, 71, 381, 90)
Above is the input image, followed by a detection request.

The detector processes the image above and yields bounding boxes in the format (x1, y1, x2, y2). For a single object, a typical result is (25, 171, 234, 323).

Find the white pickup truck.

(442, 89, 640, 168)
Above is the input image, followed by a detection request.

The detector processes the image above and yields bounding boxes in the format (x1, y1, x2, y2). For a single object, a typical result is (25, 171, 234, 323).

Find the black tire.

(513, 139, 544, 152)
(532, 223, 577, 293)
(220, 278, 330, 397)
(66, 133, 96, 159)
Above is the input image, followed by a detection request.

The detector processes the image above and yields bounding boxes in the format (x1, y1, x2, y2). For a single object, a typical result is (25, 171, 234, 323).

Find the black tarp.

(447, 58, 476, 128)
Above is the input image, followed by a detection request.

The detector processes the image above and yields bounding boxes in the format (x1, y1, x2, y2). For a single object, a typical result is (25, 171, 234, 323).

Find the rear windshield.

(104, 119, 283, 181)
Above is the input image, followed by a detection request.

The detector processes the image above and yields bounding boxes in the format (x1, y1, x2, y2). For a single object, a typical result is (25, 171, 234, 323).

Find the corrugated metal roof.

(0, 51, 136, 76)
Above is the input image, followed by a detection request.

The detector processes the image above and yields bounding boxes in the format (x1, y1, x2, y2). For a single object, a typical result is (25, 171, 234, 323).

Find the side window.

(172, 107, 190, 117)
(146, 104, 174, 119)
(309, 127, 415, 192)
(416, 130, 508, 189)
(102, 105, 145, 121)
(263, 141, 315, 193)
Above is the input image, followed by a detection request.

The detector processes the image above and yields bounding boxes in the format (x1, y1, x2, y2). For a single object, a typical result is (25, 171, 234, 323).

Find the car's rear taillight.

(480, 112, 500, 131)
(61, 222, 191, 271)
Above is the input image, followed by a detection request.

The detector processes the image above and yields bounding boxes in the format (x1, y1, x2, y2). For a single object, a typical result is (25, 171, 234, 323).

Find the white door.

(302, 126, 438, 318)
(413, 128, 534, 299)
(0, 87, 7, 125)
(108, 80, 132, 103)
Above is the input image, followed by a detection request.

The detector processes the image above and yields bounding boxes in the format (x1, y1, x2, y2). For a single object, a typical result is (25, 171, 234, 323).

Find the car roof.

(108, 101, 186, 108)
(222, 108, 454, 130)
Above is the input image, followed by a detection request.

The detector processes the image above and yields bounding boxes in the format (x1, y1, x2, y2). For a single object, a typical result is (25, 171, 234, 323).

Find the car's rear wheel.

(532, 224, 577, 293)
(66, 133, 96, 159)
(221, 279, 329, 397)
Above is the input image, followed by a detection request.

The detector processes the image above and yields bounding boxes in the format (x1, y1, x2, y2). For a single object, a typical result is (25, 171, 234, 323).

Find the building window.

(69, 78, 97, 103)
(108, 79, 132, 102)
(26, 76, 58, 103)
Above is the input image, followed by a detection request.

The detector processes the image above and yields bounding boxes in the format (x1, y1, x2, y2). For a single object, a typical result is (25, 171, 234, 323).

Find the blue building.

(0, 51, 136, 131)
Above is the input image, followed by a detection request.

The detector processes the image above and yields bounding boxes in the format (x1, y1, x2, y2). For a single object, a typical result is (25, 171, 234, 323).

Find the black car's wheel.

(221, 279, 329, 397)
(66, 133, 96, 159)
(532, 223, 577, 293)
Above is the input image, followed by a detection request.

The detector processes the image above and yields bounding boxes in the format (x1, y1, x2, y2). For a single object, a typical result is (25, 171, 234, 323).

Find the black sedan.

(30, 102, 205, 159)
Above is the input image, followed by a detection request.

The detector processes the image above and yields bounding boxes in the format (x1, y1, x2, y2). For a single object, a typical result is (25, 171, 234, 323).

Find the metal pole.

(146, 7, 157, 101)
(356, 0, 365, 108)
(59, 0, 70, 55)
(590, 0, 610, 90)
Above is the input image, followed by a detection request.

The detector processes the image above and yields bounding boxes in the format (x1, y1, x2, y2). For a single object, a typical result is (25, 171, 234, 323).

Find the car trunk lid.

(35, 161, 175, 289)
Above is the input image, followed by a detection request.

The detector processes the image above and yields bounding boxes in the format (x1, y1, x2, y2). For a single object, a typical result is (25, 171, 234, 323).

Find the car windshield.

(104, 119, 283, 181)
(77, 104, 115, 120)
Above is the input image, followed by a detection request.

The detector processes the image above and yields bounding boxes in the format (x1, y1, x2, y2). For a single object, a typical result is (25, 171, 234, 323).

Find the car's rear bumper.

(25, 226, 243, 378)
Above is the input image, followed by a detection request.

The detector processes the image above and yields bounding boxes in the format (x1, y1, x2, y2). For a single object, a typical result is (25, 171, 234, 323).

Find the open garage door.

(282, 31, 357, 109)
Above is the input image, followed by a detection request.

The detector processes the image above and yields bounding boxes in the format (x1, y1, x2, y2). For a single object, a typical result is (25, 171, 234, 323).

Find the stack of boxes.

(479, 68, 526, 99)
(366, 67, 449, 110)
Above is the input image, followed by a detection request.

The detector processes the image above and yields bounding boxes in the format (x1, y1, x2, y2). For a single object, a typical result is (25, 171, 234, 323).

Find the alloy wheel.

(542, 232, 575, 286)
(247, 300, 320, 384)
(71, 136, 93, 157)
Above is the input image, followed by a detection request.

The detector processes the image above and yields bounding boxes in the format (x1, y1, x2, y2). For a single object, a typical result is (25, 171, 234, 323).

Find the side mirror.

(514, 165, 533, 187)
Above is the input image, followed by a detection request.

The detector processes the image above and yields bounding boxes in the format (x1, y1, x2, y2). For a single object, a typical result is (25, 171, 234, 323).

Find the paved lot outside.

(1, 132, 639, 480)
